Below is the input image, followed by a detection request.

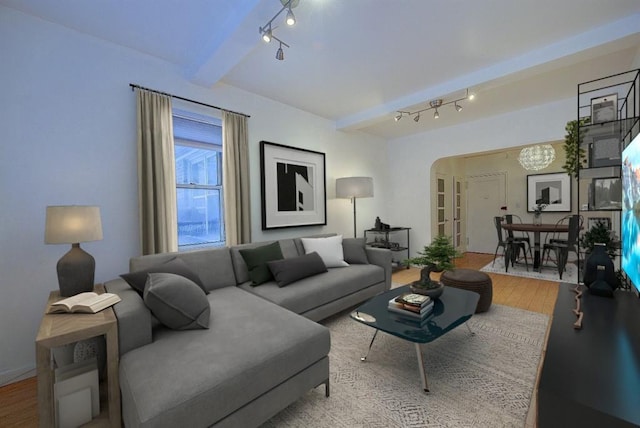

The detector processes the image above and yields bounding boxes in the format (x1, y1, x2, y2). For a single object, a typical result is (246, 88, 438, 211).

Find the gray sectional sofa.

(104, 235, 392, 427)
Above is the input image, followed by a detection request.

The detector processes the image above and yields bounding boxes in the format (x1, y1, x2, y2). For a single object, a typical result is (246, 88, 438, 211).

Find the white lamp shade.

(45, 205, 103, 244)
(336, 177, 374, 199)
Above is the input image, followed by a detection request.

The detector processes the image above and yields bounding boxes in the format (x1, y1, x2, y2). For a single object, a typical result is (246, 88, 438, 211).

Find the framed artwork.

(589, 135, 621, 167)
(527, 172, 572, 212)
(591, 94, 617, 124)
(590, 177, 622, 211)
(260, 141, 326, 230)
(587, 217, 611, 231)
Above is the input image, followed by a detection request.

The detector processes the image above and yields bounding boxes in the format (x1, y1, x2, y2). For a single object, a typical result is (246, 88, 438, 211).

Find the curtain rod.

(129, 83, 250, 118)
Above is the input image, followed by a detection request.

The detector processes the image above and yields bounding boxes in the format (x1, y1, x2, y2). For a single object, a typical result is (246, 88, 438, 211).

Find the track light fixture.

(259, 0, 299, 60)
(276, 42, 285, 60)
(395, 89, 475, 123)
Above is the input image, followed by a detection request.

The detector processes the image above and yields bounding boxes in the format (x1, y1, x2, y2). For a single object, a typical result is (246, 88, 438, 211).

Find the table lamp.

(45, 205, 103, 297)
(336, 177, 374, 238)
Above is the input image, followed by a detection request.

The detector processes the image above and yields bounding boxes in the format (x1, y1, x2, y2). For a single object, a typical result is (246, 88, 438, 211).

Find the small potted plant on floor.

(404, 235, 460, 298)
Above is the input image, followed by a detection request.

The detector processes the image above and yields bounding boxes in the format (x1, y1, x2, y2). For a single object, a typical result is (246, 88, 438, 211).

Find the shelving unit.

(577, 69, 639, 279)
(364, 227, 411, 270)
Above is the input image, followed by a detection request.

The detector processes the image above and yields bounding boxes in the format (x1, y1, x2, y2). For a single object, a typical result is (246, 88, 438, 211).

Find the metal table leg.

(414, 343, 429, 393)
(360, 330, 379, 362)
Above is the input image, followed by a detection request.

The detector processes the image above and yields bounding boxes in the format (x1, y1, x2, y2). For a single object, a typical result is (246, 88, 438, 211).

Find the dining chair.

(493, 216, 529, 272)
(542, 214, 580, 279)
(504, 214, 532, 258)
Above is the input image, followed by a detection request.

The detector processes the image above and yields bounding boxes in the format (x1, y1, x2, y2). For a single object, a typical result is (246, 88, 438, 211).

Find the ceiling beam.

(335, 13, 640, 132)
(184, 0, 263, 87)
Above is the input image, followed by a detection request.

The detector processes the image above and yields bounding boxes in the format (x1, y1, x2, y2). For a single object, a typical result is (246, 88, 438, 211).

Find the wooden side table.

(35, 285, 120, 427)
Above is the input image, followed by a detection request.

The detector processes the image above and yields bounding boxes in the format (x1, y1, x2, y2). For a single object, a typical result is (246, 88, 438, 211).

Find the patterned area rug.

(480, 256, 577, 283)
(262, 304, 548, 428)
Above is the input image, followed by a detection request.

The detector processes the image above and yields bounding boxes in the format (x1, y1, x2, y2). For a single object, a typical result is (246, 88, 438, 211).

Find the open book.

(47, 292, 121, 314)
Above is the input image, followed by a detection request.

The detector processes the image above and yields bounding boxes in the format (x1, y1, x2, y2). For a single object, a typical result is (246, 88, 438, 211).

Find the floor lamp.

(336, 177, 374, 238)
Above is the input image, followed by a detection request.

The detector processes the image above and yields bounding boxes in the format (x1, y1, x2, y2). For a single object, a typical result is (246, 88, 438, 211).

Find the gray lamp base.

(57, 243, 96, 297)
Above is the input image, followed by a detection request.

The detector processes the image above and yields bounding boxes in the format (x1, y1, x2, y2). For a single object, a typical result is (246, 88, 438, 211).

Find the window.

(173, 110, 224, 249)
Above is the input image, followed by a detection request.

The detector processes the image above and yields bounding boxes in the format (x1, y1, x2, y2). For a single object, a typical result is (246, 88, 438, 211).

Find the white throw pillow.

(301, 235, 349, 268)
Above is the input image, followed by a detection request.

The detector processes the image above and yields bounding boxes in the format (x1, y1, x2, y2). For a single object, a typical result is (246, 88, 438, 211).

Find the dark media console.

(538, 284, 640, 427)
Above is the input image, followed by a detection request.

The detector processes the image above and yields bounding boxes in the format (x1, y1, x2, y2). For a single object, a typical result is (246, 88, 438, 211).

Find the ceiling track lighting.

(395, 88, 475, 123)
(259, 0, 299, 60)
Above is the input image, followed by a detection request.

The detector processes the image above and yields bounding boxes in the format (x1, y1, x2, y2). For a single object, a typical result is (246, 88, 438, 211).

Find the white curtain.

(222, 110, 251, 245)
(136, 88, 178, 254)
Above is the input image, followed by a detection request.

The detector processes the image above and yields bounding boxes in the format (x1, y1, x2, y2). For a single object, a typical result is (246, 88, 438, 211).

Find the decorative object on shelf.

(562, 119, 588, 179)
(394, 89, 475, 122)
(374, 216, 381, 230)
(532, 203, 547, 225)
(336, 176, 374, 238)
(583, 243, 618, 297)
(590, 177, 622, 210)
(259, 0, 299, 61)
(518, 144, 556, 171)
(590, 94, 617, 124)
(405, 235, 459, 299)
(45, 205, 103, 297)
(527, 172, 572, 212)
(260, 141, 326, 230)
(589, 135, 621, 167)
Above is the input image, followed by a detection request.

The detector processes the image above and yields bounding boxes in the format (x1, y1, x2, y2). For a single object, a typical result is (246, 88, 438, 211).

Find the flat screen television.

(621, 132, 640, 296)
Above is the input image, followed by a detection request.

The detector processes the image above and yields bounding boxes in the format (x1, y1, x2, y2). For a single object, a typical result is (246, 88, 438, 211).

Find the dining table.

(501, 223, 570, 271)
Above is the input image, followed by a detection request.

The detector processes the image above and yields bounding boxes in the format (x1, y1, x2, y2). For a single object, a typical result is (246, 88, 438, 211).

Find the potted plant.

(532, 203, 547, 225)
(404, 235, 460, 298)
(579, 219, 617, 260)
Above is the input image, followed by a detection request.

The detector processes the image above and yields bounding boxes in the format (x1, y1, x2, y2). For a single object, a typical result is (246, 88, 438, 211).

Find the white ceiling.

(3, 0, 640, 139)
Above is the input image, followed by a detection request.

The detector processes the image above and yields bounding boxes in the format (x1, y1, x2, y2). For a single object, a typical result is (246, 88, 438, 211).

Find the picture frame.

(590, 177, 622, 211)
(260, 141, 326, 230)
(589, 135, 622, 167)
(591, 94, 618, 124)
(587, 217, 611, 231)
(526, 172, 572, 212)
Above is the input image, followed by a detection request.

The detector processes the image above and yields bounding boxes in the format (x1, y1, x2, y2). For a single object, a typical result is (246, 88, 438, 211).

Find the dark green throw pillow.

(239, 242, 284, 285)
(120, 257, 208, 296)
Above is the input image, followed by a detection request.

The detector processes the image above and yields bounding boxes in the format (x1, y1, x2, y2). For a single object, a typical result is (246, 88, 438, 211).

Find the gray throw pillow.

(343, 238, 369, 264)
(267, 252, 328, 287)
(121, 257, 208, 296)
(143, 273, 210, 330)
(239, 241, 284, 285)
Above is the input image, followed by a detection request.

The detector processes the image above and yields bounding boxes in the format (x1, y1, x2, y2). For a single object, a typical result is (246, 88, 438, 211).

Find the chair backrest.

(503, 215, 515, 239)
(494, 216, 506, 244)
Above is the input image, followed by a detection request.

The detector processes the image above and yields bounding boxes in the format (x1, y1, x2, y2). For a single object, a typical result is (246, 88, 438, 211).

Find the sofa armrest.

(104, 278, 152, 356)
(365, 247, 392, 291)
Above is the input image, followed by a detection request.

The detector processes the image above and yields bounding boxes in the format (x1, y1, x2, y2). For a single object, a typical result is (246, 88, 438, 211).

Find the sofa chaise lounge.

(105, 234, 392, 427)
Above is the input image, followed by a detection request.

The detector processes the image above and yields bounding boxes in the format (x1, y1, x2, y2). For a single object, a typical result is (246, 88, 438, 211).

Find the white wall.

(387, 98, 576, 255)
(0, 7, 389, 385)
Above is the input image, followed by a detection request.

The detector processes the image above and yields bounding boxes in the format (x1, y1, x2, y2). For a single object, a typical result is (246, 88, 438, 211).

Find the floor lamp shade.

(336, 177, 374, 238)
(336, 177, 374, 199)
(45, 206, 103, 297)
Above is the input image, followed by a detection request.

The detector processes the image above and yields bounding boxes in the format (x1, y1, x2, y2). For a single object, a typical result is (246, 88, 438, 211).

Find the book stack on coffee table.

(388, 293, 434, 319)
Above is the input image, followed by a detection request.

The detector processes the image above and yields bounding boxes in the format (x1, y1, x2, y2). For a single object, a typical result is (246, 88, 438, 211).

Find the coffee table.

(350, 285, 479, 392)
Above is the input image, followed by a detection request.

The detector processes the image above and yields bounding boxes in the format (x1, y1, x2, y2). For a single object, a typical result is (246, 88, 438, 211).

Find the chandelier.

(518, 144, 556, 171)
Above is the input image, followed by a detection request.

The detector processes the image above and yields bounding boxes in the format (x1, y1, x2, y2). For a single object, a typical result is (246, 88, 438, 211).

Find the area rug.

(262, 304, 549, 428)
(480, 256, 577, 283)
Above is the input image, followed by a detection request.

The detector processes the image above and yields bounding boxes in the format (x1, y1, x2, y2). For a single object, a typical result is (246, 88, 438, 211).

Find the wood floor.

(0, 252, 559, 427)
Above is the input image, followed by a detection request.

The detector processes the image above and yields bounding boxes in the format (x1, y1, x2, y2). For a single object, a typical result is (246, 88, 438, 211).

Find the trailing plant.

(562, 119, 588, 179)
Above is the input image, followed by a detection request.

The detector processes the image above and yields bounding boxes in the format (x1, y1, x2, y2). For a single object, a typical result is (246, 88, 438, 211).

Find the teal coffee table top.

(351, 285, 479, 344)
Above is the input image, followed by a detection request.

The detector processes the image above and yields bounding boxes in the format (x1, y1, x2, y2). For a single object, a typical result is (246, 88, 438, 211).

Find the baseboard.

(0, 365, 36, 387)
